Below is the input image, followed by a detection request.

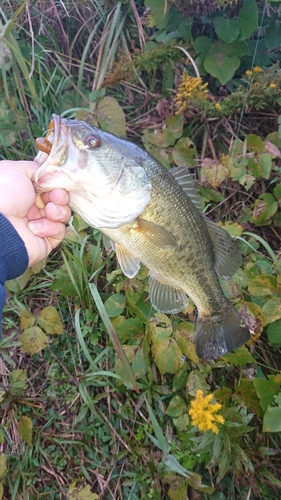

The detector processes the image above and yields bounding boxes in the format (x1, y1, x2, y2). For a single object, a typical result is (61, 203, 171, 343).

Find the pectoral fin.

(113, 242, 140, 278)
(206, 219, 242, 278)
(149, 275, 188, 313)
(131, 218, 178, 250)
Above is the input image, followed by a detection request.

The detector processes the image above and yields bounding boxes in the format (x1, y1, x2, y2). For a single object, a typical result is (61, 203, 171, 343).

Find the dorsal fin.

(170, 167, 203, 211)
(205, 219, 242, 279)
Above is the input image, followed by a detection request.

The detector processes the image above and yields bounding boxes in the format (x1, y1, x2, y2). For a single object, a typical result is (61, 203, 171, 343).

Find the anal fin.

(149, 275, 188, 313)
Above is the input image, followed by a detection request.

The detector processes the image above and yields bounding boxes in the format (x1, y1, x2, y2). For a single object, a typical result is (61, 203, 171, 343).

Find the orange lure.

(35, 119, 54, 154)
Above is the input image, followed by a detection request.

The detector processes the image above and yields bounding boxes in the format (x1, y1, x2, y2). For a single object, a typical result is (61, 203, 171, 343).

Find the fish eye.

(86, 134, 101, 148)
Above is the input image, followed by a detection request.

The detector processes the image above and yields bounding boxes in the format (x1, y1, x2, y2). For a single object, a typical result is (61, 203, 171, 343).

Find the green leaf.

(204, 51, 240, 85)
(267, 319, 281, 345)
(165, 112, 184, 139)
(20, 309, 36, 330)
(166, 396, 187, 418)
(252, 194, 278, 225)
(259, 154, 272, 179)
(96, 96, 126, 136)
(273, 183, 281, 200)
(172, 413, 190, 431)
(263, 297, 281, 324)
(37, 306, 64, 335)
(201, 158, 228, 188)
(147, 313, 173, 341)
(5, 268, 33, 292)
(237, 0, 259, 40)
(247, 274, 277, 296)
(8, 369, 27, 396)
(112, 317, 144, 343)
(0, 452, 7, 481)
(104, 293, 126, 318)
(214, 17, 239, 44)
(194, 36, 213, 56)
(19, 327, 49, 355)
(167, 478, 188, 500)
(253, 376, 280, 411)
(263, 407, 281, 432)
(186, 370, 210, 397)
(235, 378, 263, 417)
(152, 337, 185, 375)
(18, 415, 33, 447)
(246, 134, 264, 153)
(221, 346, 255, 366)
(172, 137, 196, 167)
(68, 481, 99, 500)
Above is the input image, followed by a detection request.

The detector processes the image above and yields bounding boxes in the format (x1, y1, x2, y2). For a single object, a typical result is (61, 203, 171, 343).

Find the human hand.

(0, 160, 71, 267)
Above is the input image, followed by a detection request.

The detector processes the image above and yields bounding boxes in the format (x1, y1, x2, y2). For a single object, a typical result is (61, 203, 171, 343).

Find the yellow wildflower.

(174, 70, 208, 114)
(270, 83, 276, 89)
(189, 389, 225, 434)
(253, 66, 263, 73)
(215, 103, 221, 110)
(245, 70, 252, 76)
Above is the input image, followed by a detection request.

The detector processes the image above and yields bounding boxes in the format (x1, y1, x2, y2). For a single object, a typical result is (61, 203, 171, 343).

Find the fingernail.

(53, 204, 63, 218)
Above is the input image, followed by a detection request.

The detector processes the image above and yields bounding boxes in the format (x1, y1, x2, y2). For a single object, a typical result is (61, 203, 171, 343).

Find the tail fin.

(195, 304, 250, 360)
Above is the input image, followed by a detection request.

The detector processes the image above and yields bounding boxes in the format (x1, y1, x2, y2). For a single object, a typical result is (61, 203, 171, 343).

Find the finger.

(0, 160, 40, 179)
(44, 202, 72, 223)
(42, 189, 70, 206)
(27, 204, 44, 221)
(28, 218, 67, 248)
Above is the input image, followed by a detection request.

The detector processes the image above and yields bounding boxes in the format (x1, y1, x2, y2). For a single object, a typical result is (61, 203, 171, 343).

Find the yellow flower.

(174, 70, 208, 114)
(215, 103, 221, 110)
(245, 70, 252, 76)
(270, 83, 276, 89)
(253, 66, 263, 73)
(189, 390, 225, 434)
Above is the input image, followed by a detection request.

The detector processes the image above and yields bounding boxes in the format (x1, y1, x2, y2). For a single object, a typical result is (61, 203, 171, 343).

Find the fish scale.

(33, 114, 251, 359)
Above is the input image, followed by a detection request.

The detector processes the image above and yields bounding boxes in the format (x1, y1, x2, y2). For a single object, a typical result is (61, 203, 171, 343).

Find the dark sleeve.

(0, 214, 29, 339)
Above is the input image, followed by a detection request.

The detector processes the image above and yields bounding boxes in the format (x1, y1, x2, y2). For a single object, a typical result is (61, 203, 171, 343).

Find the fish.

(33, 114, 250, 359)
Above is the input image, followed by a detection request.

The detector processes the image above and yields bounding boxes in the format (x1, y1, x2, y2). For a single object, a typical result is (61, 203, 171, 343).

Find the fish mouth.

(33, 114, 73, 192)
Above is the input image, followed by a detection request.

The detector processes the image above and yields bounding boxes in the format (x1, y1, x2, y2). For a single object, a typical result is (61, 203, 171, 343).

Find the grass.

(1, 1, 281, 499)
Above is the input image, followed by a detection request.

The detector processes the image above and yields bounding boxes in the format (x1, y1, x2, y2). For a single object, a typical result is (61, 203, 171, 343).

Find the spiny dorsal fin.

(205, 219, 242, 279)
(170, 167, 203, 211)
(149, 275, 188, 314)
(131, 218, 178, 250)
(113, 241, 140, 278)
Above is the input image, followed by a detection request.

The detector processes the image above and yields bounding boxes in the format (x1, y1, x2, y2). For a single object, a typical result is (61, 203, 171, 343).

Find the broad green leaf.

(235, 378, 263, 417)
(68, 481, 99, 499)
(273, 183, 281, 200)
(142, 127, 175, 148)
(246, 134, 264, 153)
(204, 51, 240, 85)
(167, 478, 188, 500)
(263, 407, 281, 432)
(172, 413, 190, 432)
(252, 194, 278, 225)
(51, 267, 78, 296)
(152, 337, 185, 374)
(214, 17, 239, 44)
(144, 142, 171, 169)
(132, 344, 149, 378)
(194, 36, 213, 56)
(145, 0, 171, 29)
(259, 154, 272, 179)
(18, 416, 32, 447)
(166, 396, 187, 418)
(174, 323, 198, 363)
(20, 309, 35, 330)
(0, 453, 7, 479)
(8, 369, 27, 396)
(172, 137, 196, 167)
(112, 317, 144, 343)
(186, 370, 210, 397)
(96, 96, 126, 136)
(247, 274, 277, 296)
(237, 0, 259, 40)
(263, 297, 281, 324)
(37, 306, 64, 335)
(221, 346, 255, 366)
(201, 158, 228, 188)
(265, 22, 281, 50)
(253, 376, 280, 411)
(19, 327, 49, 355)
(104, 293, 126, 318)
(267, 319, 281, 344)
(5, 268, 33, 292)
(147, 313, 173, 342)
(165, 112, 184, 139)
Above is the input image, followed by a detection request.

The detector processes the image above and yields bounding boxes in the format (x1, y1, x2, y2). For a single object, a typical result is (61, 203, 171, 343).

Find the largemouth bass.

(33, 114, 250, 359)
